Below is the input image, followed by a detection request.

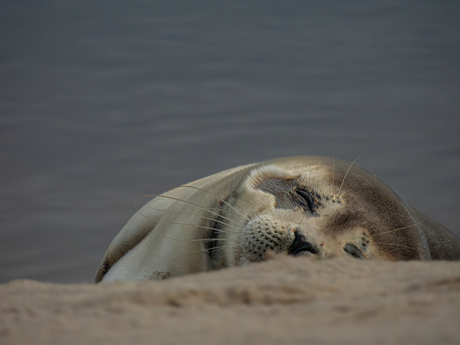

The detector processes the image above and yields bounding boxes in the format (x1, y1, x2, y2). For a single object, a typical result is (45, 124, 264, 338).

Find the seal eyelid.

(295, 188, 317, 212)
(344, 243, 366, 259)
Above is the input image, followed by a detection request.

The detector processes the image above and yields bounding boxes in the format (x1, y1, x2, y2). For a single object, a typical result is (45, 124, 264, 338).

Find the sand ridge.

(1, 256, 460, 345)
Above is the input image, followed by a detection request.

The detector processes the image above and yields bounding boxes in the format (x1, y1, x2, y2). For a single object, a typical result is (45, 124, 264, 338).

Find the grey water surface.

(1, 0, 459, 283)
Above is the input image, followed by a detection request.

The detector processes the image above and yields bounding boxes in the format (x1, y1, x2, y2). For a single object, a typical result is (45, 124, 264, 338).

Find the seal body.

(96, 156, 460, 282)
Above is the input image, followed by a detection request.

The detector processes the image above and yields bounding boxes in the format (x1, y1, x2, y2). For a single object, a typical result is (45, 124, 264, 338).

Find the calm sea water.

(1, 0, 459, 283)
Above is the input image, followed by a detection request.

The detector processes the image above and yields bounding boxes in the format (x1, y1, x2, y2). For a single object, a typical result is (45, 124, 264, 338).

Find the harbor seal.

(96, 156, 460, 282)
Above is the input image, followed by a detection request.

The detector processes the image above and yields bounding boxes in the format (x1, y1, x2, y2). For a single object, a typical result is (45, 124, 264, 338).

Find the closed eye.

(344, 243, 366, 259)
(295, 188, 318, 213)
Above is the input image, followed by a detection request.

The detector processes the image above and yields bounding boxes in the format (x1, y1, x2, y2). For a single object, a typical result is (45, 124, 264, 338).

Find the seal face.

(96, 156, 460, 283)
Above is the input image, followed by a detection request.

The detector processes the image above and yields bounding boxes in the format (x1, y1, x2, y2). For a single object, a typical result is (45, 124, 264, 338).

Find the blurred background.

(1, 0, 459, 283)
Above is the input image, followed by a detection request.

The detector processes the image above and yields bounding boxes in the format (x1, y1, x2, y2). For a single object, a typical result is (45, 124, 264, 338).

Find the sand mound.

(1, 256, 460, 345)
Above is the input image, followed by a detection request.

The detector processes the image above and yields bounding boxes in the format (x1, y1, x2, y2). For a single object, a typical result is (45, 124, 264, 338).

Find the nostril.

(288, 230, 319, 256)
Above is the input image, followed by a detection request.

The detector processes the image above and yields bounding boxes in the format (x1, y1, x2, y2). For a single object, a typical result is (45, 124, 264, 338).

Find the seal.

(95, 156, 460, 282)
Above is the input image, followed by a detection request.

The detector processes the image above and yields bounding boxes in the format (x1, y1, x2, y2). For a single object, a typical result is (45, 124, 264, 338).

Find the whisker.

(175, 244, 240, 255)
(174, 185, 249, 226)
(151, 219, 241, 236)
(157, 183, 286, 236)
(143, 205, 236, 229)
(332, 156, 335, 186)
(373, 223, 423, 237)
(337, 153, 366, 197)
(141, 193, 244, 229)
(380, 242, 414, 250)
(160, 234, 231, 243)
(216, 191, 275, 234)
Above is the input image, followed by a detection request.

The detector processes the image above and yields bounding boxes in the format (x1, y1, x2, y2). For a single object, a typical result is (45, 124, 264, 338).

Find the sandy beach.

(1, 256, 459, 345)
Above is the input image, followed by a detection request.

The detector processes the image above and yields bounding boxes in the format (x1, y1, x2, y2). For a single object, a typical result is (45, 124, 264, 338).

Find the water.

(1, 0, 459, 283)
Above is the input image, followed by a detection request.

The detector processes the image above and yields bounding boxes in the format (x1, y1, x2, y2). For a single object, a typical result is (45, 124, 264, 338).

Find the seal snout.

(288, 230, 320, 257)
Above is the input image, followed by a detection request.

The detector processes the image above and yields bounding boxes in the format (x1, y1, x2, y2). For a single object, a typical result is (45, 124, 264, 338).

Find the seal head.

(96, 156, 460, 282)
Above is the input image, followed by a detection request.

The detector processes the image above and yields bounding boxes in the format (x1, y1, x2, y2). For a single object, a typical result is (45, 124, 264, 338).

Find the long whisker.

(332, 156, 335, 186)
(152, 183, 283, 237)
(175, 185, 249, 223)
(214, 189, 277, 235)
(142, 205, 236, 229)
(380, 242, 414, 250)
(373, 223, 423, 237)
(140, 193, 244, 228)
(337, 153, 366, 197)
(150, 219, 241, 236)
(175, 244, 240, 255)
(134, 208, 243, 238)
(160, 234, 231, 243)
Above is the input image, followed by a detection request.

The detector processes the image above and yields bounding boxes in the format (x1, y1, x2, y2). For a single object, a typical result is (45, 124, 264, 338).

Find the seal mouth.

(204, 198, 244, 265)
(288, 230, 319, 256)
(206, 227, 220, 262)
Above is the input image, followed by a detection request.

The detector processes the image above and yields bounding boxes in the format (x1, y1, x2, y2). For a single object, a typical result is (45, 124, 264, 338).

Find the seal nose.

(288, 230, 320, 256)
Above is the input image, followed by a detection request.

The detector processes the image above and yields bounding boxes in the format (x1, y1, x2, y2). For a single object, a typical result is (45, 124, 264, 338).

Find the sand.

(1, 256, 460, 345)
